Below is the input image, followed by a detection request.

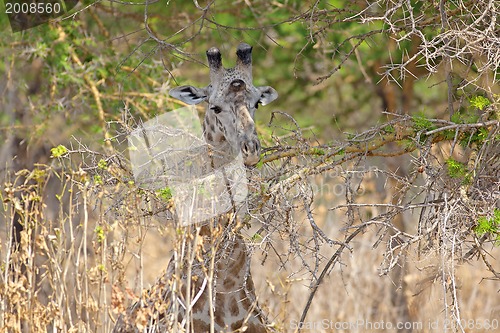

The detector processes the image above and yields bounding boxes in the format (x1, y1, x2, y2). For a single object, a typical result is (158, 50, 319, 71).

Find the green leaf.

(474, 209, 500, 239)
(383, 125, 395, 133)
(469, 96, 490, 111)
(94, 175, 103, 185)
(33, 168, 46, 182)
(51, 145, 68, 158)
(251, 233, 263, 242)
(452, 110, 479, 124)
(95, 226, 105, 243)
(98, 159, 108, 170)
(445, 158, 471, 184)
(255, 157, 265, 169)
(450, 112, 462, 124)
(311, 147, 325, 155)
(412, 113, 436, 131)
(442, 129, 455, 140)
(157, 187, 172, 201)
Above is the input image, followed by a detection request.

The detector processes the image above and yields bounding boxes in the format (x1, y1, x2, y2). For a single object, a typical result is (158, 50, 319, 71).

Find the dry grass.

(1, 111, 499, 333)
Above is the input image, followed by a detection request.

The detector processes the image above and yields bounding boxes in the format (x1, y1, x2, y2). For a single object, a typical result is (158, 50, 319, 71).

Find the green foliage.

(412, 113, 436, 131)
(459, 127, 489, 148)
(445, 158, 471, 184)
(90, 124, 103, 135)
(94, 175, 103, 185)
(475, 209, 500, 243)
(449, 108, 489, 148)
(95, 226, 105, 243)
(51, 145, 68, 158)
(311, 147, 325, 156)
(469, 96, 491, 111)
(451, 109, 479, 124)
(157, 187, 172, 201)
(442, 129, 455, 141)
(383, 125, 395, 134)
(402, 139, 415, 151)
(98, 159, 108, 170)
(32, 168, 47, 182)
(255, 159, 264, 169)
(251, 233, 263, 242)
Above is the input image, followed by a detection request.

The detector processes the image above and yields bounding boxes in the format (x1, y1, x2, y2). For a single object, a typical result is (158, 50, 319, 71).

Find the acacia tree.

(0, 1, 498, 332)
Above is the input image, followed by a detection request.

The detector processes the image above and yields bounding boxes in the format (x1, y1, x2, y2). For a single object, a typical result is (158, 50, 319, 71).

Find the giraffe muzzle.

(241, 138, 261, 166)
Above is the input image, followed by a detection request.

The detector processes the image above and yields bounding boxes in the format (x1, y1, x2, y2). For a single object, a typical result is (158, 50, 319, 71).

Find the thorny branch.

(2, 101, 498, 331)
(66, 107, 499, 330)
(302, 1, 499, 88)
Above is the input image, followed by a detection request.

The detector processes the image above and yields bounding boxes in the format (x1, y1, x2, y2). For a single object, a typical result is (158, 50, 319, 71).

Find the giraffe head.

(170, 43, 278, 166)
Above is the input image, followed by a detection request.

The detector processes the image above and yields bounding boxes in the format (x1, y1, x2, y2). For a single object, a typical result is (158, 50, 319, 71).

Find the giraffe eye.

(211, 106, 222, 114)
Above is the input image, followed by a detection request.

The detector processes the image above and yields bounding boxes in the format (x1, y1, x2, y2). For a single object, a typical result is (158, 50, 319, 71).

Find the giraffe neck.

(179, 223, 267, 332)
(203, 113, 240, 170)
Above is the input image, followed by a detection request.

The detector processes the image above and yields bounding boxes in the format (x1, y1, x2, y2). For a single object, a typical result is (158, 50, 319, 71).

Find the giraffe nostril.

(242, 142, 249, 154)
(241, 139, 261, 156)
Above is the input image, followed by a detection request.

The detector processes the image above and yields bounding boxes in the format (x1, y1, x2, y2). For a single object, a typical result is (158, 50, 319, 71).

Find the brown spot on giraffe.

(229, 247, 246, 276)
(231, 319, 244, 331)
(229, 297, 239, 317)
(214, 294, 226, 327)
(223, 276, 236, 290)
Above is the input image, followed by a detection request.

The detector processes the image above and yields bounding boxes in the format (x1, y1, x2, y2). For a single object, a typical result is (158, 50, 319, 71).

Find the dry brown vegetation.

(1, 1, 500, 332)
(1, 110, 499, 332)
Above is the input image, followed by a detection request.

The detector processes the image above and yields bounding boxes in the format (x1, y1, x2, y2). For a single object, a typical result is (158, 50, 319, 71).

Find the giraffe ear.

(169, 85, 208, 105)
(257, 86, 278, 106)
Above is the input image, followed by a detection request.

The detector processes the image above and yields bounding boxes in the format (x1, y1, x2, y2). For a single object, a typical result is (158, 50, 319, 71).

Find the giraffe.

(113, 43, 278, 333)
